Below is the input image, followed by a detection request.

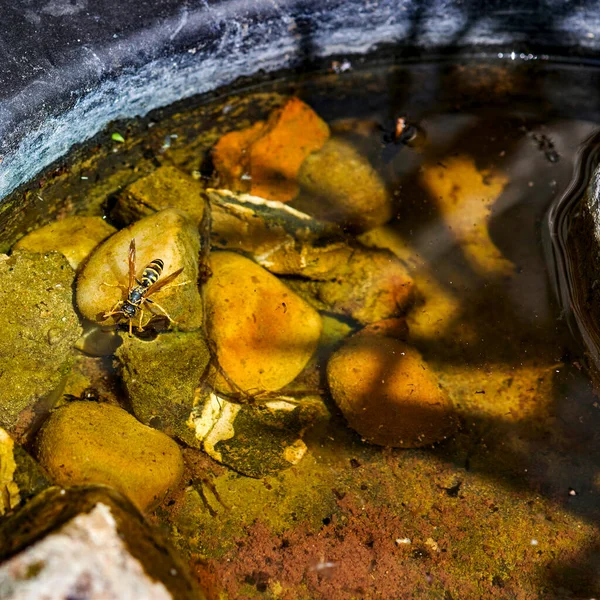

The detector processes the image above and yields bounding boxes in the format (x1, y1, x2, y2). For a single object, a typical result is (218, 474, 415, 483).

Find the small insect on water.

(102, 239, 187, 335)
(63, 387, 103, 403)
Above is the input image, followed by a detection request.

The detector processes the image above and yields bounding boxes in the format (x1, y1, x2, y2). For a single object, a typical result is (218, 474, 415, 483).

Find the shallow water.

(4, 58, 600, 597)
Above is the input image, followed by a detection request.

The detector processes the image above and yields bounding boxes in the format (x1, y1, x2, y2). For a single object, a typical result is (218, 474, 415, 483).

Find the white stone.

(0, 503, 172, 600)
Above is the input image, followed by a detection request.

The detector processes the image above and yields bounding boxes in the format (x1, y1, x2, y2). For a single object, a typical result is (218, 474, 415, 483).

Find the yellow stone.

(295, 137, 392, 231)
(37, 402, 184, 510)
(419, 155, 513, 278)
(0, 428, 20, 516)
(14, 216, 116, 270)
(76, 208, 202, 331)
(205, 252, 322, 393)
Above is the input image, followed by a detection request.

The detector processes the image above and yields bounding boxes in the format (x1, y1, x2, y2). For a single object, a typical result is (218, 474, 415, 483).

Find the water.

(5, 58, 600, 597)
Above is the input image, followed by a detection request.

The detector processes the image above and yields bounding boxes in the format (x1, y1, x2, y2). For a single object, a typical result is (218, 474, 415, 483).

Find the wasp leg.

(146, 299, 177, 324)
(137, 307, 150, 331)
(103, 300, 124, 319)
(100, 281, 128, 290)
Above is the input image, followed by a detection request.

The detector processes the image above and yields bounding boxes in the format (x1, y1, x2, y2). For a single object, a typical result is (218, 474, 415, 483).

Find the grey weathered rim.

(3, 0, 600, 201)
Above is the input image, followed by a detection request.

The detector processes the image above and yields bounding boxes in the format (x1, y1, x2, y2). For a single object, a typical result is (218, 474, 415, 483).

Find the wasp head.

(122, 303, 137, 318)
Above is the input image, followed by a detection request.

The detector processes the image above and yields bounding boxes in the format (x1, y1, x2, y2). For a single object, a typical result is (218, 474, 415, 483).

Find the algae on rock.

(0, 251, 82, 440)
(116, 331, 211, 448)
(0, 428, 50, 518)
(188, 391, 328, 478)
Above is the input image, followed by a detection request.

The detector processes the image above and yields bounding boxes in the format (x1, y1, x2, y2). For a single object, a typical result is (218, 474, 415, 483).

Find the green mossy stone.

(112, 165, 206, 226)
(0, 251, 82, 440)
(37, 402, 184, 510)
(116, 331, 211, 448)
(189, 393, 328, 478)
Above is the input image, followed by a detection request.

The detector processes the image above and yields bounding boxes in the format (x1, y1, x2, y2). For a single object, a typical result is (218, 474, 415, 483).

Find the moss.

(0, 251, 81, 440)
(116, 330, 211, 447)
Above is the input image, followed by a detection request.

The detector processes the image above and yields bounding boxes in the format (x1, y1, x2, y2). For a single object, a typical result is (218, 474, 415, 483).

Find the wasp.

(102, 239, 187, 334)
(64, 387, 103, 403)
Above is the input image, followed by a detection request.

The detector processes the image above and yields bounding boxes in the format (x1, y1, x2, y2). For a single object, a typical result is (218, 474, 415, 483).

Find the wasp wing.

(145, 267, 184, 296)
(128, 239, 137, 290)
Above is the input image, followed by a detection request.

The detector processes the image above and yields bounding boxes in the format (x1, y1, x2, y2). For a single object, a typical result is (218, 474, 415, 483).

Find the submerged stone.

(212, 97, 330, 202)
(0, 252, 82, 440)
(112, 165, 206, 226)
(0, 428, 50, 518)
(294, 137, 393, 231)
(116, 331, 211, 448)
(188, 392, 328, 477)
(205, 251, 322, 393)
(0, 485, 203, 600)
(205, 188, 345, 274)
(327, 333, 456, 447)
(14, 216, 117, 270)
(285, 246, 414, 325)
(37, 402, 184, 510)
(419, 155, 513, 278)
(76, 208, 203, 332)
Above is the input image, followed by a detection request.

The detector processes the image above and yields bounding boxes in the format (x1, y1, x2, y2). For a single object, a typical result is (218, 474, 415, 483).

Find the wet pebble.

(14, 216, 116, 270)
(205, 251, 322, 393)
(294, 137, 393, 231)
(76, 208, 203, 332)
(37, 402, 184, 510)
(327, 333, 456, 447)
(112, 165, 206, 226)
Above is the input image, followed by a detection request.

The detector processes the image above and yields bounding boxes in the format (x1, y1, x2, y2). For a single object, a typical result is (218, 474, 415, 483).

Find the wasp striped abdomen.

(139, 259, 164, 287)
(102, 239, 185, 334)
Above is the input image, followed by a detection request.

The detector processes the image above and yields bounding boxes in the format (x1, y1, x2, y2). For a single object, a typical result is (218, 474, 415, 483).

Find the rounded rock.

(205, 251, 322, 393)
(76, 208, 202, 331)
(37, 402, 184, 510)
(295, 137, 393, 231)
(327, 335, 456, 447)
(14, 216, 117, 270)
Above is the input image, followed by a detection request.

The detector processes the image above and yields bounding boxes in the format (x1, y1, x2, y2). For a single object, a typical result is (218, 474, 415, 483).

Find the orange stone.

(212, 98, 330, 202)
